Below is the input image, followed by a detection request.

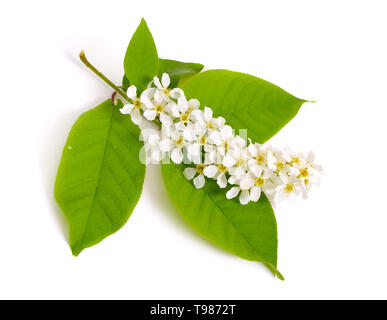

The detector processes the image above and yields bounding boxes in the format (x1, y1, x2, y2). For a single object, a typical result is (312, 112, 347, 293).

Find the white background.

(1, 0, 386, 299)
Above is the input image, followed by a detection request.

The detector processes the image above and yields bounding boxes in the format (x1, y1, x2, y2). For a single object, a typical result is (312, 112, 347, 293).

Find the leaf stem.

(79, 50, 131, 102)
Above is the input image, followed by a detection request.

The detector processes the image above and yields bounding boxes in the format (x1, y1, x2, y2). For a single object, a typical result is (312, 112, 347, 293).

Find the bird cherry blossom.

(119, 72, 323, 206)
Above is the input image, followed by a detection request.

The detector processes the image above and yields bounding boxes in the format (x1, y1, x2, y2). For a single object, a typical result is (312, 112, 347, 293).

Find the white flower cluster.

(120, 73, 322, 205)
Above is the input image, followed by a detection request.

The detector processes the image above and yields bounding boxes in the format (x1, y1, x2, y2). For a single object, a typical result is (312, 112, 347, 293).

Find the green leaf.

(182, 69, 308, 143)
(161, 164, 284, 280)
(122, 58, 204, 91)
(158, 58, 204, 87)
(124, 18, 158, 92)
(54, 99, 145, 256)
(122, 74, 130, 91)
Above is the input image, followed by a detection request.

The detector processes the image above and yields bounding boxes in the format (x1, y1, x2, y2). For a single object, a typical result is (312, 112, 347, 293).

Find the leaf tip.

(276, 270, 285, 281)
(302, 99, 317, 105)
(265, 262, 285, 281)
(140, 17, 148, 26)
(71, 245, 83, 257)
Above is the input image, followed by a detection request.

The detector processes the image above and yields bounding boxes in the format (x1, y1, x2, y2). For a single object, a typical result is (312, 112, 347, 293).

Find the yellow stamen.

(198, 136, 206, 145)
(175, 137, 184, 147)
(276, 161, 284, 170)
(256, 154, 265, 165)
(162, 88, 169, 96)
(155, 105, 164, 113)
(299, 168, 309, 178)
(255, 177, 265, 186)
(133, 99, 142, 109)
(236, 158, 245, 167)
(180, 113, 189, 123)
(285, 184, 295, 193)
(292, 156, 301, 164)
(206, 121, 215, 129)
(218, 164, 227, 172)
(196, 164, 205, 174)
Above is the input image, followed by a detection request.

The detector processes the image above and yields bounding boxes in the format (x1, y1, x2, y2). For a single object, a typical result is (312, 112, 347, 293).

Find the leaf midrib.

(77, 105, 114, 248)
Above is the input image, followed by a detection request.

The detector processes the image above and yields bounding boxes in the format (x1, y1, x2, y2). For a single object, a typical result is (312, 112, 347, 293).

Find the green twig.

(79, 50, 131, 102)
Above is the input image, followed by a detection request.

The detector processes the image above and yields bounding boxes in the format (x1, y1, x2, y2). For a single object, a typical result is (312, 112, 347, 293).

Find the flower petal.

(187, 143, 200, 156)
(153, 76, 162, 89)
(203, 165, 218, 178)
(175, 121, 186, 131)
(240, 177, 254, 190)
(126, 85, 137, 100)
(248, 143, 258, 157)
(120, 104, 134, 114)
(183, 167, 196, 180)
(160, 112, 172, 125)
(228, 175, 239, 185)
(209, 131, 221, 145)
(183, 128, 196, 142)
(193, 174, 205, 189)
(249, 164, 262, 178)
(141, 88, 156, 99)
(147, 133, 160, 146)
(165, 102, 179, 118)
(159, 139, 173, 152)
(223, 155, 236, 168)
(214, 116, 225, 128)
(143, 110, 157, 121)
(171, 148, 183, 164)
(161, 73, 170, 88)
(189, 109, 204, 122)
(226, 186, 240, 199)
(188, 98, 200, 109)
(279, 171, 289, 184)
(141, 96, 154, 109)
(169, 88, 184, 99)
(154, 90, 165, 104)
(239, 190, 250, 205)
(250, 186, 261, 202)
(203, 107, 213, 122)
(130, 108, 142, 125)
(217, 173, 228, 188)
(178, 97, 188, 113)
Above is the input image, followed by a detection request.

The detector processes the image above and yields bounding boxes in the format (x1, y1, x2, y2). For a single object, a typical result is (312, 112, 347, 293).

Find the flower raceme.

(120, 73, 322, 205)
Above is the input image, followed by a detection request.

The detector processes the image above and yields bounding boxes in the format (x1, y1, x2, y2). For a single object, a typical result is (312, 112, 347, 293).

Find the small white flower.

(274, 174, 303, 203)
(159, 128, 187, 164)
(247, 142, 271, 168)
(186, 131, 209, 163)
(267, 149, 289, 173)
(226, 185, 251, 205)
(224, 141, 250, 180)
(208, 125, 235, 157)
(119, 85, 144, 125)
(154, 73, 184, 100)
(203, 163, 229, 188)
(187, 98, 200, 113)
(174, 96, 195, 130)
(144, 133, 162, 164)
(248, 166, 276, 202)
(225, 170, 256, 205)
(183, 164, 207, 189)
(142, 90, 168, 121)
(304, 151, 323, 173)
(190, 106, 225, 131)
